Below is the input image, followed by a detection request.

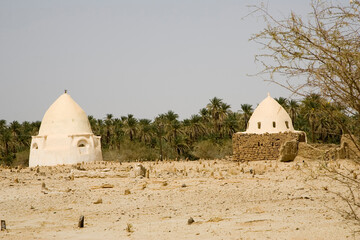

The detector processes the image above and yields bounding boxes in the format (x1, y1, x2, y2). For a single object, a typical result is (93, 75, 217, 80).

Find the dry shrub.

(320, 160, 360, 224)
(103, 141, 158, 162)
(126, 223, 134, 233)
(192, 140, 232, 160)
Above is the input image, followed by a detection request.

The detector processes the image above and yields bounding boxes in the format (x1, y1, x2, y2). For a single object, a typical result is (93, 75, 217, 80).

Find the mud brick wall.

(337, 134, 360, 160)
(232, 132, 303, 161)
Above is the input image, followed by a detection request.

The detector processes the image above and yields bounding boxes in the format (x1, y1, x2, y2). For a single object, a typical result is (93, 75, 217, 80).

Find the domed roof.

(38, 93, 93, 135)
(246, 93, 294, 134)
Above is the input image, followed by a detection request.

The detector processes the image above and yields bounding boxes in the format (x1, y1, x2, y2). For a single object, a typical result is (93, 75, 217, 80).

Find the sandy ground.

(0, 158, 359, 240)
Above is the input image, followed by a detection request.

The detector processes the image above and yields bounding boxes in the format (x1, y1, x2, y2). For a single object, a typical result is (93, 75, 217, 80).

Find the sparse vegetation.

(125, 223, 134, 233)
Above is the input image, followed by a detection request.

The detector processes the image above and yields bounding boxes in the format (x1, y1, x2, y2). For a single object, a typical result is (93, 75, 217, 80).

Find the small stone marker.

(78, 215, 84, 228)
(1, 220, 6, 231)
(93, 198, 103, 204)
(134, 164, 146, 178)
(187, 217, 194, 225)
(101, 183, 114, 188)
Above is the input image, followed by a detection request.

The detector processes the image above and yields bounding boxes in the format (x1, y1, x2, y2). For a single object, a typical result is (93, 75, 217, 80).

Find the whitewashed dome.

(246, 93, 294, 134)
(38, 93, 92, 135)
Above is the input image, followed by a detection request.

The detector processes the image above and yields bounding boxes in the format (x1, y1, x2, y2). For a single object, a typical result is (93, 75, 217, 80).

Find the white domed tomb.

(29, 93, 102, 167)
(232, 93, 306, 162)
(246, 93, 295, 134)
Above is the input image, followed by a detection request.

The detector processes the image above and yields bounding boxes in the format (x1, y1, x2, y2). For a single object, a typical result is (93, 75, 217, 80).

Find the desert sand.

(0, 157, 358, 240)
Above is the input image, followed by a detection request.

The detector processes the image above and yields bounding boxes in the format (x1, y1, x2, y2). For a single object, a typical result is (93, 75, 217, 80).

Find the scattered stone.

(134, 164, 146, 178)
(93, 198, 103, 204)
(75, 165, 86, 171)
(1, 220, 6, 231)
(279, 140, 299, 162)
(78, 215, 84, 228)
(14, 178, 19, 183)
(124, 189, 131, 195)
(41, 182, 49, 191)
(181, 184, 187, 188)
(188, 217, 195, 225)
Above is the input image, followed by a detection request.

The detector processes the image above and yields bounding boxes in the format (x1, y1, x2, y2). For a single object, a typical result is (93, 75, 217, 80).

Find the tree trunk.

(159, 136, 163, 161)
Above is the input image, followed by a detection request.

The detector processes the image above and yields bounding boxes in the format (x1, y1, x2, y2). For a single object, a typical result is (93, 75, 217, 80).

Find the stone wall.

(338, 134, 360, 159)
(232, 132, 305, 161)
(324, 134, 360, 160)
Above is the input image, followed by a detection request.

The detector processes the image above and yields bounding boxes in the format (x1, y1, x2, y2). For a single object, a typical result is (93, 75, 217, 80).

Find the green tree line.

(0, 94, 357, 165)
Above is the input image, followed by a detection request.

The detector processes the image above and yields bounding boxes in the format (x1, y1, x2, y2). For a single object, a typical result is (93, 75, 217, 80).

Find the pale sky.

(0, 1, 314, 122)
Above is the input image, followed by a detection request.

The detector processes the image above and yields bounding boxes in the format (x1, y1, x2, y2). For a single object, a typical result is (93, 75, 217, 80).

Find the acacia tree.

(251, 0, 360, 226)
(251, 0, 360, 142)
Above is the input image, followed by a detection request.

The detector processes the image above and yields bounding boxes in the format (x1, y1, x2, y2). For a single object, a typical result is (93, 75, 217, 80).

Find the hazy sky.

(0, 1, 313, 122)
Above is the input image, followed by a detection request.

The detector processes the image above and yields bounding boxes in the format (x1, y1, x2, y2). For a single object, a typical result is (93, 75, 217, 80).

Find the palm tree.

(288, 99, 299, 127)
(173, 135, 189, 158)
(275, 97, 289, 110)
(9, 121, 21, 152)
(138, 119, 153, 145)
(0, 120, 14, 165)
(19, 121, 32, 148)
(154, 114, 167, 161)
(104, 114, 114, 147)
(96, 119, 105, 141)
(0, 120, 8, 154)
(218, 103, 231, 136)
(184, 114, 205, 141)
(223, 112, 241, 137)
(164, 110, 180, 143)
(88, 115, 97, 133)
(207, 97, 227, 136)
(199, 108, 209, 121)
(199, 108, 211, 135)
(240, 104, 253, 130)
(302, 94, 322, 142)
(113, 118, 124, 150)
(122, 114, 138, 141)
